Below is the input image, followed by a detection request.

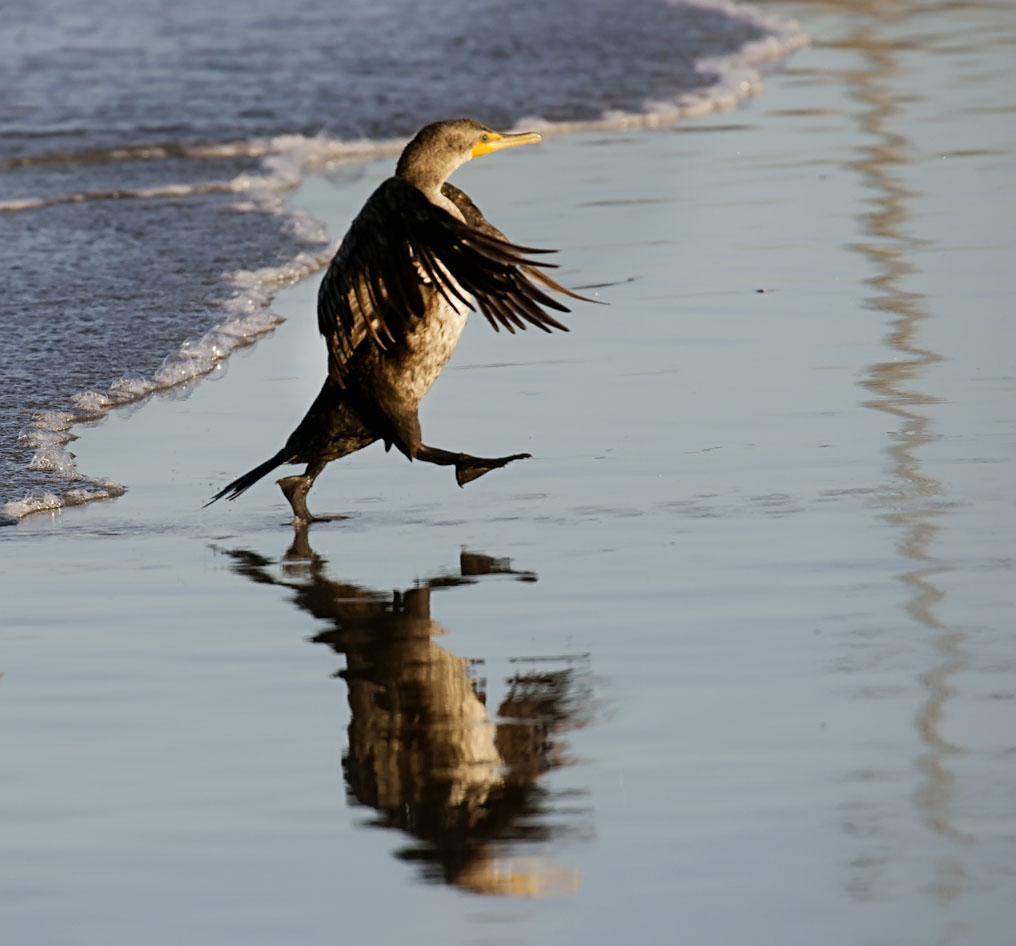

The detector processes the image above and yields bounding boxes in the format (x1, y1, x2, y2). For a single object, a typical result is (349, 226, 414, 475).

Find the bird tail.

(204, 451, 287, 507)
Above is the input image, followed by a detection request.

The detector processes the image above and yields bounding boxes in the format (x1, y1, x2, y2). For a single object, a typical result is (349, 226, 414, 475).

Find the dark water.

(0, 0, 805, 521)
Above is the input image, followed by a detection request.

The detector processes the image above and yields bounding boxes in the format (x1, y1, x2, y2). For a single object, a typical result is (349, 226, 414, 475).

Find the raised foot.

(455, 452, 532, 487)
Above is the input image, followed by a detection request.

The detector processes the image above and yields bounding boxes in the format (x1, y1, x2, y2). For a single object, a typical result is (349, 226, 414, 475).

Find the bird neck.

(402, 173, 465, 221)
(396, 152, 469, 221)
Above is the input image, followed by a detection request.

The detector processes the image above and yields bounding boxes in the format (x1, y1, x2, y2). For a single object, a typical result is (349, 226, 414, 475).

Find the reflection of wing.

(317, 177, 576, 386)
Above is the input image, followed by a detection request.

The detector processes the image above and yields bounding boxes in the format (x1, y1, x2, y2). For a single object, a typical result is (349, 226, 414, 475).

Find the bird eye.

(481, 133, 489, 142)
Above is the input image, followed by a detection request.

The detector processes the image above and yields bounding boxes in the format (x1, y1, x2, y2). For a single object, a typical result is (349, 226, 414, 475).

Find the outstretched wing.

(441, 182, 598, 335)
(317, 177, 584, 386)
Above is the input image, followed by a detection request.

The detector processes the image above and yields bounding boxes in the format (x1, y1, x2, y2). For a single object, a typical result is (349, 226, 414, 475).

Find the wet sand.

(3, 4, 1015, 944)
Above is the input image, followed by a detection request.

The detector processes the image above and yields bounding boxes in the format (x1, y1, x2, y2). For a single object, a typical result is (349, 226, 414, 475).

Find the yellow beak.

(471, 130, 542, 158)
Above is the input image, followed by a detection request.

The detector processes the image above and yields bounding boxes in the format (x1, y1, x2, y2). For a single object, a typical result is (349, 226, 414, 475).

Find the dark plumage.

(206, 118, 592, 524)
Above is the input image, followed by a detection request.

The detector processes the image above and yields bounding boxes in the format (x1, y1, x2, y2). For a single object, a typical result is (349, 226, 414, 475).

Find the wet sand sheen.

(3, 4, 1016, 944)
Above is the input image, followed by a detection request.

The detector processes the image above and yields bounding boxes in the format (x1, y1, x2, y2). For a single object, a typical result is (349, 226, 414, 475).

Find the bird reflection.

(219, 529, 591, 897)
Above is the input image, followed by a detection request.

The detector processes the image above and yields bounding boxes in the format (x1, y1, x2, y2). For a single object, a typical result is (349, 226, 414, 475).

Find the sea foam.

(4, 241, 336, 523)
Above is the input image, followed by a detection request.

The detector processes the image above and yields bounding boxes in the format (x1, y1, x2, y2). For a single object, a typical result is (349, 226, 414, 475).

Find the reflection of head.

(218, 536, 592, 897)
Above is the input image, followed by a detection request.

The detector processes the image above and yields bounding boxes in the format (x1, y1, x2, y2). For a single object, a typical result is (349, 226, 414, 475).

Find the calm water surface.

(2, 1, 1015, 945)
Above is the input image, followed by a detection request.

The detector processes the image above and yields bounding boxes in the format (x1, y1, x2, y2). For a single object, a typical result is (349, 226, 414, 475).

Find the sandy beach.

(3, 3, 1015, 944)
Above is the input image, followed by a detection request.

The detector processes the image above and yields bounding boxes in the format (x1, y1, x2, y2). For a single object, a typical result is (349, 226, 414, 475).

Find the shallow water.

(3, 1, 1016, 944)
(1, 0, 804, 518)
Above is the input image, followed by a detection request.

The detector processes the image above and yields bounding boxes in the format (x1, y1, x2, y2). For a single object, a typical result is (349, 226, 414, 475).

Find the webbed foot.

(414, 444, 531, 486)
(453, 452, 532, 487)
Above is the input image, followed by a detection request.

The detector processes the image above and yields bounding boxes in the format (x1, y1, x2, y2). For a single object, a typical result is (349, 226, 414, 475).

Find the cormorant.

(206, 118, 591, 524)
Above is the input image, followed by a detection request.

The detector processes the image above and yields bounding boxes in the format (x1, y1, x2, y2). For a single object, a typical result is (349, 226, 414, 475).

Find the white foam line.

(512, 1, 808, 136)
(2, 482, 128, 524)
(0, 138, 281, 172)
(5, 242, 338, 523)
(0, 136, 404, 214)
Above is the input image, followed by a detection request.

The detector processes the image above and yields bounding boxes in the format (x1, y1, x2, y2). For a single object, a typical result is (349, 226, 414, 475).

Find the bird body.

(207, 119, 591, 524)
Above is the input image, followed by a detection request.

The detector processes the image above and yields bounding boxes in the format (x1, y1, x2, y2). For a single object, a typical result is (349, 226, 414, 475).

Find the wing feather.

(317, 177, 593, 386)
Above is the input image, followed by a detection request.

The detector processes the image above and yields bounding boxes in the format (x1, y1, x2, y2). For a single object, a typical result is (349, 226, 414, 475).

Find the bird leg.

(277, 461, 349, 526)
(365, 398, 530, 486)
(277, 475, 317, 525)
(415, 444, 531, 487)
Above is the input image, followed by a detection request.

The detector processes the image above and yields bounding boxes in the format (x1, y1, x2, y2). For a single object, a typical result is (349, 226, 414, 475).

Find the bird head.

(396, 118, 542, 193)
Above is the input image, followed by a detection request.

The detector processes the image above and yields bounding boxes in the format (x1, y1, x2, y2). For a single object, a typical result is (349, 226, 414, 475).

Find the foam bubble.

(70, 391, 115, 415)
(1, 482, 126, 523)
(27, 446, 80, 476)
(2, 492, 63, 520)
(17, 425, 76, 449)
(27, 411, 74, 432)
(63, 482, 127, 505)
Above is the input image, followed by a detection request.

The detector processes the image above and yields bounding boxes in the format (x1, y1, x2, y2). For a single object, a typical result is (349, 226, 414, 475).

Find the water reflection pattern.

(841, 4, 972, 905)
(219, 532, 592, 897)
